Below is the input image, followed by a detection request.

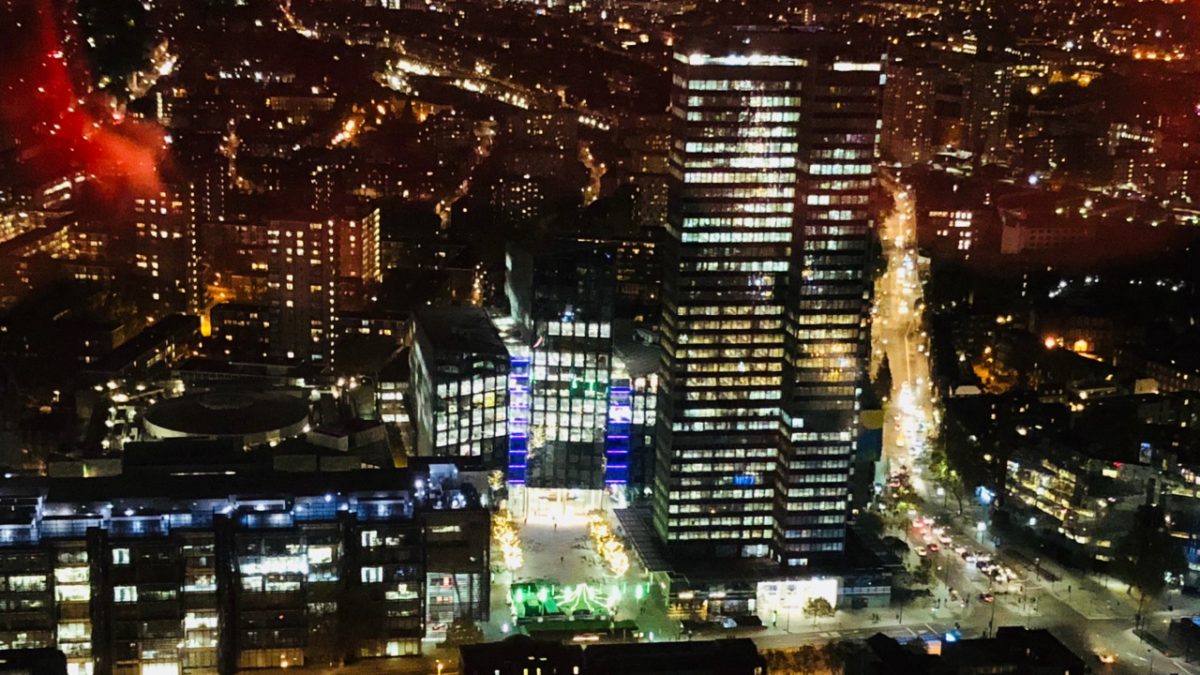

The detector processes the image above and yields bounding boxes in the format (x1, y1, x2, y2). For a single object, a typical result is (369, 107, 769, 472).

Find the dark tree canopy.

(78, 0, 152, 94)
(1115, 501, 1187, 603)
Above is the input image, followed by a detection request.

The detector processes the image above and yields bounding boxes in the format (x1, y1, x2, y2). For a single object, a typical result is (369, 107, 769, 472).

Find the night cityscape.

(0, 0, 1199, 674)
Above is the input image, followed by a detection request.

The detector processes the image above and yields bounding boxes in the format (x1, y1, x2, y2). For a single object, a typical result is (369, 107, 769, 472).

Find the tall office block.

(655, 27, 881, 567)
(777, 41, 881, 569)
(506, 240, 616, 490)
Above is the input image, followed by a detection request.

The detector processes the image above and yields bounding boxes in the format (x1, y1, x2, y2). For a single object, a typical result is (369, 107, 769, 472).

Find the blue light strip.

(605, 382, 631, 485)
(508, 356, 531, 485)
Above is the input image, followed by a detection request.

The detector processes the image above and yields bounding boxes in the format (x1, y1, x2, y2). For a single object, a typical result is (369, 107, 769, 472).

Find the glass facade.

(778, 57, 881, 567)
(655, 28, 881, 567)
(505, 241, 617, 490)
(410, 307, 511, 468)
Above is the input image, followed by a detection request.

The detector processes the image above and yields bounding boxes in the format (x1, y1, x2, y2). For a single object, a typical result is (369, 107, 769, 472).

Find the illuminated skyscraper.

(655, 27, 882, 567)
(506, 240, 616, 492)
(132, 185, 197, 316)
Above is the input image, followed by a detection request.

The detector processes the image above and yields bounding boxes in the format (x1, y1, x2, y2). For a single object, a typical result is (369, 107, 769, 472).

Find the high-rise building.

(963, 59, 1014, 162)
(335, 207, 383, 311)
(132, 185, 198, 316)
(881, 59, 936, 165)
(505, 240, 616, 492)
(655, 27, 881, 567)
(776, 39, 881, 570)
(265, 219, 337, 363)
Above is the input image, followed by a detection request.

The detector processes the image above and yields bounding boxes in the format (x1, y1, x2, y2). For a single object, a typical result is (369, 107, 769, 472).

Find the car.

(979, 593, 994, 603)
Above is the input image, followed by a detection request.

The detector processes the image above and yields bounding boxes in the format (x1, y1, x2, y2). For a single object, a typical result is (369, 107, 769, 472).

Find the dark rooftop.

(414, 306, 508, 359)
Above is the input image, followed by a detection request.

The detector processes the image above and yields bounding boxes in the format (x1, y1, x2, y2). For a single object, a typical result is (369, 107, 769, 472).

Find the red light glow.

(0, 0, 167, 200)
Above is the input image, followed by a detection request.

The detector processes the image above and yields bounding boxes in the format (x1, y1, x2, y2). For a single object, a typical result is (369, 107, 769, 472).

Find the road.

(865, 176, 1200, 675)
(874, 176, 937, 472)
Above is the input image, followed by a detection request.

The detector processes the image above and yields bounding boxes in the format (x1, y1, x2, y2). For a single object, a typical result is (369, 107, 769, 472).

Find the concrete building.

(0, 454, 489, 675)
(881, 59, 936, 165)
(265, 219, 337, 363)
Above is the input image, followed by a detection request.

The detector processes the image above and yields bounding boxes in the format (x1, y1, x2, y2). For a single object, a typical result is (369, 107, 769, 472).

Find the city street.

(874, 177, 937, 473)
(865, 177, 1200, 675)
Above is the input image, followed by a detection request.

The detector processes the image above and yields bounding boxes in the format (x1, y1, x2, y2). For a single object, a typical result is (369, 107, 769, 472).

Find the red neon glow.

(0, 0, 167, 199)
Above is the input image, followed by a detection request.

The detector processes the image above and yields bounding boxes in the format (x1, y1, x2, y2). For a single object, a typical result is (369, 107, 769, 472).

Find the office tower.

(409, 307, 510, 467)
(881, 59, 936, 165)
(777, 40, 881, 569)
(505, 240, 616, 494)
(655, 27, 881, 566)
(266, 219, 337, 362)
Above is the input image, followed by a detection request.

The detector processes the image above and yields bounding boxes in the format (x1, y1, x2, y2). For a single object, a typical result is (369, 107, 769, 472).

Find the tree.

(822, 641, 868, 675)
(440, 617, 484, 648)
(802, 597, 835, 627)
(873, 353, 893, 402)
(1114, 501, 1187, 625)
(855, 511, 885, 540)
(762, 650, 791, 674)
(793, 644, 824, 675)
(78, 0, 152, 95)
(910, 557, 935, 587)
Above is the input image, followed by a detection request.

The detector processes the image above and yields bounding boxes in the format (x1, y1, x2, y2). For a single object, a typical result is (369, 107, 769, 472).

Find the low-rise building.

(0, 454, 489, 675)
(409, 308, 509, 467)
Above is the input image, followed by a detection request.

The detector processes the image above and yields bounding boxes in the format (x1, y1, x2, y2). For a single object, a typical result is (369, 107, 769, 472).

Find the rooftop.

(414, 306, 509, 359)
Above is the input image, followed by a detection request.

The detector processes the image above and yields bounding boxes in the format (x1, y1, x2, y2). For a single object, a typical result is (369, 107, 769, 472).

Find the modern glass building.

(505, 240, 616, 497)
(410, 307, 511, 468)
(654, 27, 882, 568)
